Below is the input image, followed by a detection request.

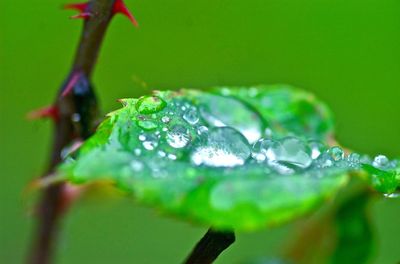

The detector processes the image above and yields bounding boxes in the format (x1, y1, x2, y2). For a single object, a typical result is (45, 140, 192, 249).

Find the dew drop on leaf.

(183, 107, 199, 125)
(264, 137, 312, 172)
(142, 134, 159, 150)
(199, 94, 263, 144)
(347, 153, 361, 169)
(166, 125, 191, 149)
(190, 127, 251, 167)
(372, 155, 390, 169)
(161, 116, 171, 123)
(308, 139, 326, 159)
(135, 95, 167, 114)
(328, 146, 344, 161)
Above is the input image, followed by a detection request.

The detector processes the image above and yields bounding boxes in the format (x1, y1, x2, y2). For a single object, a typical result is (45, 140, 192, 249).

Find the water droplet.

(190, 127, 251, 167)
(130, 160, 144, 172)
(197, 126, 209, 135)
(327, 146, 344, 161)
(183, 107, 199, 125)
(168, 153, 177, 160)
(161, 116, 171, 123)
(134, 148, 142, 156)
(166, 125, 191, 148)
(138, 134, 146, 141)
(347, 153, 361, 169)
(158, 150, 166, 158)
(264, 137, 312, 172)
(251, 138, 273, 162)
(135, 95, 167, 114)
(314, 153, 334, 168)
(199, 94, 264, 144)
(308, 140, 326, 159)
(372, 155, 390, 169)
(142, 134, 158, 150)
(136, 120, 158, 130)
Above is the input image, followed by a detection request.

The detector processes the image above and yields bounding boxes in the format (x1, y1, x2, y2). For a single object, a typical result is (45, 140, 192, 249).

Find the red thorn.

(62, 72, 81, 97)
(113, 0, 139, 27)
(64, 2, 89, 12)
(27, 106, 59, 122)
(70, 12, 92, 19)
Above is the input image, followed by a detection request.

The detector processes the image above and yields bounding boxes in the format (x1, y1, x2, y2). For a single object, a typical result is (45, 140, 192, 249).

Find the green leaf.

(58, 86, 399, 231)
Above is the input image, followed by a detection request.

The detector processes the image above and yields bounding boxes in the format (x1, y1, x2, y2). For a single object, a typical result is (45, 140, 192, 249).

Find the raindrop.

(251, 138, 273, 162)
(314, 153, 334, 168)
(183, 107, 199, 125)
(168, 153, 177, 160)
(158, 150, 166, 158)
(166, 125, 191, 148)
(372, 155, 390, 169)
(191, 127, 251, 167)
(135, 95, 167, 114)
(199, 94, 264, 144)
(197, 126, 209, 135)
(142, 134, 158, 150)
(327, 146, 344, 161)
(347, 152, 361, 169)
(308, 139, 326, 159)
(161, 116, 171, 123)
(138, 134, 146, 141)
(264, 137, 312, 172)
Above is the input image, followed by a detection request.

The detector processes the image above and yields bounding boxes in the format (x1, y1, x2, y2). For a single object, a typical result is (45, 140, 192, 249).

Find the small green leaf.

(58, 87, 399, 231)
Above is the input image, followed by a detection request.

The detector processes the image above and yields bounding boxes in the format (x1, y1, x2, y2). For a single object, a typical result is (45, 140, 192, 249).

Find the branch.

(27, 1, 120, 263)
(184, 229, 235, 264)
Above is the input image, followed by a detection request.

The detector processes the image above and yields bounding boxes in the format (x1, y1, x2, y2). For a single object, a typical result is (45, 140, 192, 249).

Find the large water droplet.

(372, 155, 390, 169)
(183, 107, 199, 125)
(264, 137, 312, 173)
(199, 94, 264, 144)
(191, 127, 251, 167)
(135, 95, 167, 114)
(166, 125, 191, 148)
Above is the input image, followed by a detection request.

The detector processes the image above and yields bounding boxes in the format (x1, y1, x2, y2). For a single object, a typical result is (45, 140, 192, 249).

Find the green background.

(1, 0, 399, 263)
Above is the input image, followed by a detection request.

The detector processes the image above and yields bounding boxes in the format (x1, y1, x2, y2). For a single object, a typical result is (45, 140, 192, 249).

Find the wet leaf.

(58, 87, 399, 231)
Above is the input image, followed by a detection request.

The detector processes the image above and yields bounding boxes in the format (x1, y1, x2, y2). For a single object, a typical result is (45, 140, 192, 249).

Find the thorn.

(62, 71, 81, 97)
(27, 106, 59, 122)
(70, 12, 92, 19)
(64, 2, 89, 12)
(113, 0, 139, 27)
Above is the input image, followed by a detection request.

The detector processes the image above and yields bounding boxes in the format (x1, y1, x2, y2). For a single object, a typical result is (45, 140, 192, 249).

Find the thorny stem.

(184, 229, 236, 264)
(28, 1, 117, 263)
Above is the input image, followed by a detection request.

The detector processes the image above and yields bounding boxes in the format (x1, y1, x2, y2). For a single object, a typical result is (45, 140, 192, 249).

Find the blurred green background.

(1, 0, 399, 263)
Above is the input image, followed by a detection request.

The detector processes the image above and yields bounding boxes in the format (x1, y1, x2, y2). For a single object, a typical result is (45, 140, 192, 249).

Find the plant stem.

(184, 229, 235, 264)
(28, 1, 117, 263)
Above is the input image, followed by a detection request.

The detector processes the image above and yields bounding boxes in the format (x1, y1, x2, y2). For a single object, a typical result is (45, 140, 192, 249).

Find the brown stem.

(28, 1, 117, 263)
(184, 229, 235, 264)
